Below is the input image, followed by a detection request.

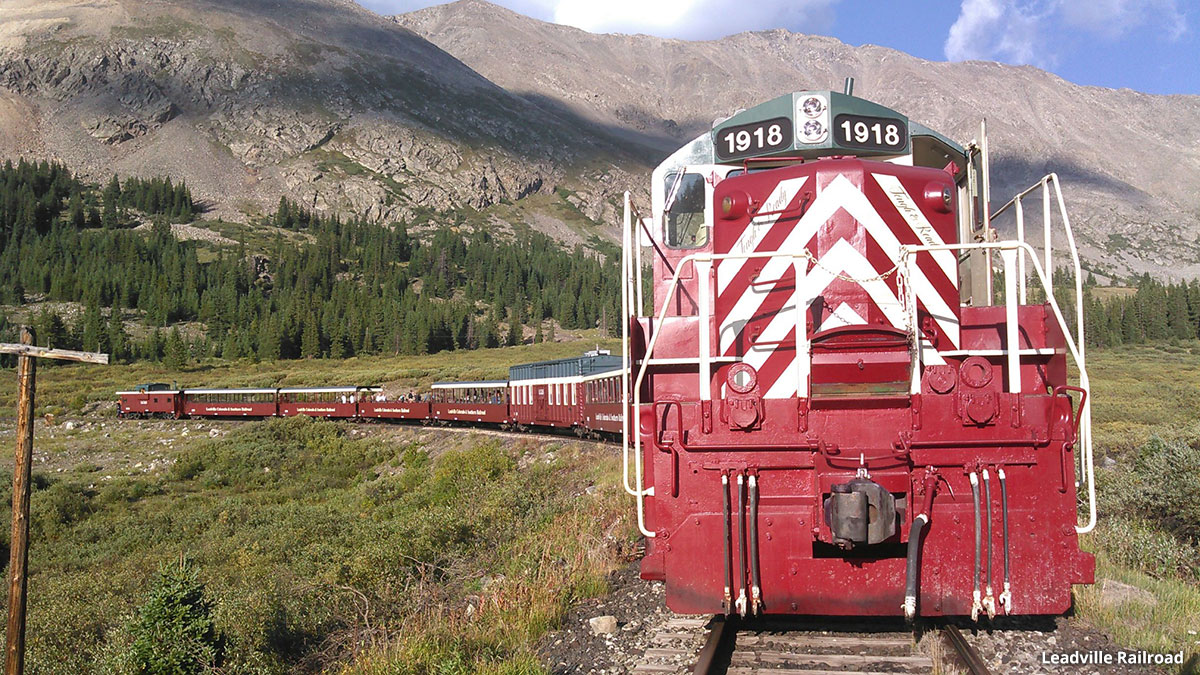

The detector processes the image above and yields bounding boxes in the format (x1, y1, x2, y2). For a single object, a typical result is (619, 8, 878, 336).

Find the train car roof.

(509, 351, 624, 381)
(430, 380, 509, 389)
(116, 390, 180, 395)
(182, 388, 278, 395)
(655, 90, 968, 179)
(277, 386, 381, 393)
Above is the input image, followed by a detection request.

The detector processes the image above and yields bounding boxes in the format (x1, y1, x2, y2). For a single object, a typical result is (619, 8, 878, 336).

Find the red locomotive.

(620, 87, 1096, 620)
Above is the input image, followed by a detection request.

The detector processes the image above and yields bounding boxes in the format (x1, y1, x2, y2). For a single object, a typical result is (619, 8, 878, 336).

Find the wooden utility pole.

(1, 328, 107, 675)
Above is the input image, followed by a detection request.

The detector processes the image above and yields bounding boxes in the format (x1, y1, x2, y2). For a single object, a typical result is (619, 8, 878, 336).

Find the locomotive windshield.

(664, 172, 707, 248)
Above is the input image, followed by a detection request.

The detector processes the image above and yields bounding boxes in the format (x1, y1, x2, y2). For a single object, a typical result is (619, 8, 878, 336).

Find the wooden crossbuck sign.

(0, 328, 108, 675)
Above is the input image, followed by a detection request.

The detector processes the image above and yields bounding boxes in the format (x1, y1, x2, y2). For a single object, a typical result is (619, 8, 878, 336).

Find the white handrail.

(621, 192, 636, 497)
(901, 240, 1096, 533)
(626, 249, 808, 537)
(990, 174, 1087, 487)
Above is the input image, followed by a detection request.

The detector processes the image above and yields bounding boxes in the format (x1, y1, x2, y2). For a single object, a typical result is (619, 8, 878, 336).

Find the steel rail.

(692, 616, 734, 675)
(944, 624, 992, 675)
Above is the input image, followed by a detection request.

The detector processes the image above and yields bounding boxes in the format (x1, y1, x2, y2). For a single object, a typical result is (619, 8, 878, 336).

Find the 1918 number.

(714, 116, 793, 161)
(725, 123, 784, 155)
(833, 114, 907, 152)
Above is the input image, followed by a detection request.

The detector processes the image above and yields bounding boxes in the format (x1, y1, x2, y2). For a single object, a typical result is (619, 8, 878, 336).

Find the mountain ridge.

(397, 0, 1200, 279)
(0, 0, 1197, 278)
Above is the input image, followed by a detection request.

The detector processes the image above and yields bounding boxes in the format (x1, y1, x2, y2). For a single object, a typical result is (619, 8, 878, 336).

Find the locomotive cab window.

(664, 172, 708, 249)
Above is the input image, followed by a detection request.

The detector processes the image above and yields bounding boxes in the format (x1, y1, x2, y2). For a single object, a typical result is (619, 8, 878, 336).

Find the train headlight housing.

(800, 120, 826, 143)
(727, 363, 758, 394)
(800, 96, 825, 117)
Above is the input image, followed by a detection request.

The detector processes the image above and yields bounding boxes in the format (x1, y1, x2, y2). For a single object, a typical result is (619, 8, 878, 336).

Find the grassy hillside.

(0, 340, 1195, 671)
(0, 338, 628, 673)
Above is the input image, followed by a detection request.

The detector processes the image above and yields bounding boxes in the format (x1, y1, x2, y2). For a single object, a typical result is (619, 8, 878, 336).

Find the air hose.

(970, 471, 982, 621)
(903, 470, 939, 621)
(999, 468, 1012, 613)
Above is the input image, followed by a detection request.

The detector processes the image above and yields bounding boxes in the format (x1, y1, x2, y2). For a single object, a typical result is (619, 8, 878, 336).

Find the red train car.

(430, 381, 510, 424)
(278, 386, 379, 418)
(509, 351, 623, 432)
(621, 89, 1096, 620)
(182, 388, 278, 417)
(116, 383, 181, 418)
(358, 397, 431, 421)
(581, 370, 623, 435)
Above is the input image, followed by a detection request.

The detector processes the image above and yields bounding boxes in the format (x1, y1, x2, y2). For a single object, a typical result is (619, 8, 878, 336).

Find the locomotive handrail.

(899, 240, 1096, 534)
(625, 247, 810, 537)
(990, 174, 1082, 338)
(990, 174, 1090, 500)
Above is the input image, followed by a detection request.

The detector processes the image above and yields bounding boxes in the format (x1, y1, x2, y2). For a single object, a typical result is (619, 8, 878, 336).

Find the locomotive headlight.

(727, 363, 758, 394)
(800, 120, 826, 143)
(800, 96, 825, 117)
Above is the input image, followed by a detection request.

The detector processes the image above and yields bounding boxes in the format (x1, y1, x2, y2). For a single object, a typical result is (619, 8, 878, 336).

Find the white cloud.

(945, 0, 1188, 65)
(944, 0, 1051, 65)
(362, 0, 838, 40)
(1058, 0, 1186, 41)
(551, 0, 838, 40)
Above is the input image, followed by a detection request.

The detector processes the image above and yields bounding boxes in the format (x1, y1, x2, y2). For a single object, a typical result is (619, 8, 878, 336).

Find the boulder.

(588, 615, 618, 636)
(1099, 579, 1157, 608)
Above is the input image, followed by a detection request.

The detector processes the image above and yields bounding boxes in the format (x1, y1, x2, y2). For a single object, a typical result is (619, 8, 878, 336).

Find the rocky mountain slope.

(1, 0, 1197, 278)
(0, 0, 640, 232)
(397, 0, 1200, 279)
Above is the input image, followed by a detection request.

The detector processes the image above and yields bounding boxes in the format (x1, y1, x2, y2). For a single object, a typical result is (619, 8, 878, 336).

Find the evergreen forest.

(0, 159, 620, 365)
(1, 158, 1199, 366)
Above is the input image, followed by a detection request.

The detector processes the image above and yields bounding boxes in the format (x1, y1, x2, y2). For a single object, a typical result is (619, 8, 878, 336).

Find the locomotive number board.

(833, 113, 908, 152)
(715, 116, 794, 161)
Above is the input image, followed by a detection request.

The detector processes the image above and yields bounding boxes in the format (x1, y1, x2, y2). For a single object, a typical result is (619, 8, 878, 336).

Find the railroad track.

(634, 615, 992, 675)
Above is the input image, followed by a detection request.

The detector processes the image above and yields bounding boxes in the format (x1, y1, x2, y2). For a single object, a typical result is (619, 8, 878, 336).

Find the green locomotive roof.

(687, 90, 966, 170)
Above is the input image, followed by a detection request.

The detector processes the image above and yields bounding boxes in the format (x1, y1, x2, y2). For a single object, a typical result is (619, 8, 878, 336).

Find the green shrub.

(1091, 515, 1199, 581)
(31, 481, 93, 535)
(119, 557, 225, 674)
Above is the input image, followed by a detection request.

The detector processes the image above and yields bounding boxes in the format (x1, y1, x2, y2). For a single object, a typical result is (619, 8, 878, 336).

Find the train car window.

(664, 172, 707, 249)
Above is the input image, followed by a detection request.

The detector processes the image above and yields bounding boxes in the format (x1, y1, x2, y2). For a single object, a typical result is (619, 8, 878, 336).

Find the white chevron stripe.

(762, 240, 911, 399)
(820, 302, 868, 330)
(871, 173, 957, 284)
(719, 175, 960, 354)
(717, 176, 808, 295)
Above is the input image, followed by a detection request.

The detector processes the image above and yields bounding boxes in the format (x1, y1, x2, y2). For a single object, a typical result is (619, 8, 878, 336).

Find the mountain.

(396, 0, 1200, 280)
(0, 0, 640, 240)
(1, 0, 1198, 279)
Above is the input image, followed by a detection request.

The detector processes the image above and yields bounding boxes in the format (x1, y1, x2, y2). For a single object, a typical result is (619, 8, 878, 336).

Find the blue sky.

(359, 0, 1199, 95)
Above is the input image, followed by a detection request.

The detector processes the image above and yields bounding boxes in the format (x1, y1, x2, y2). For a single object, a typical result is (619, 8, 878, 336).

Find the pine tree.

(506, 307, 521, 346)
(300, 314, 321, 358)
(164, 328, 187, 370)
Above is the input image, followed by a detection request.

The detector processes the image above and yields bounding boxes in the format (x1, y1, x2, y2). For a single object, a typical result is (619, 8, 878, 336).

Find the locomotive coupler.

(824, 477, 897, 549)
